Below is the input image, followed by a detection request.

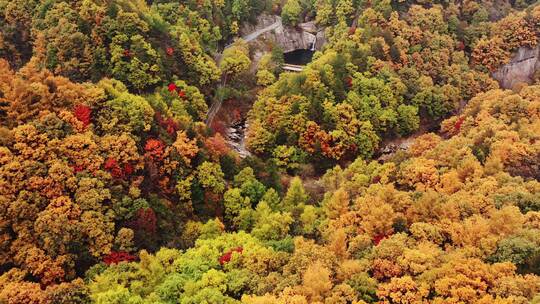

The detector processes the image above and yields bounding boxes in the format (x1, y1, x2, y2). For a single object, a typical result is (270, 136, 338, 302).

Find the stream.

(226, 119, 251, 158)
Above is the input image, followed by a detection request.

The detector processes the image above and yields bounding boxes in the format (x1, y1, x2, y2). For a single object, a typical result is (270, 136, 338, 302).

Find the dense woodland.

(1, 0, 540, 303)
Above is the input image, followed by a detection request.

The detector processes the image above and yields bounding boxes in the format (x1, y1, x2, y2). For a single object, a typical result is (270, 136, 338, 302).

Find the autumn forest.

(1, 0, 540, 303)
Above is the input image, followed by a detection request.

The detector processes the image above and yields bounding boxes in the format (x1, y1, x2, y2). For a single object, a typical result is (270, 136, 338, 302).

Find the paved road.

(225, 17, 282, 49)
(242, 18, 282, 42)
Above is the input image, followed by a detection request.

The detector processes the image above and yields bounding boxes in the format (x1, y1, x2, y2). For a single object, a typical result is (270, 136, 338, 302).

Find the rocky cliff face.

(240, 14, 325, 53)
(493, 45, 540, 89)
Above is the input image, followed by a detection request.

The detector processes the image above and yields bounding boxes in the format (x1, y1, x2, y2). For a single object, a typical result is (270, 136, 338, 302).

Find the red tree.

(70, 164, 85, 173)
(164, 118, 179, 135)
(104, 157, 124, 178)
(104, 158, 134, 179)
(219, 247, 243, 265)
(345, 76, 353, 88)
(211, 120, 227, 136)
(74, 104, 92, 128)
(103, 251, 137, 265)
(205, 133, 230, 160)
(168, 83, 177, 92)
(373, 233, 389, 246)
(144, 139, 165, 161)
(454, 116, 465, 132)
(130, 208, 157, 235)
(123, 163, 134, 176)
(155, 112, 179, 135)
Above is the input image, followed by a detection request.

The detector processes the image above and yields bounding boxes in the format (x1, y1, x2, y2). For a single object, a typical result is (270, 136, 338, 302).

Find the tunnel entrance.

(283, 49, 315, 66)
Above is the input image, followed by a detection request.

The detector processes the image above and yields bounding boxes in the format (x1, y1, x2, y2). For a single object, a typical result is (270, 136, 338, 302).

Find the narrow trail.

(242, 19, 281, 42)
(205, 82, 224, 126)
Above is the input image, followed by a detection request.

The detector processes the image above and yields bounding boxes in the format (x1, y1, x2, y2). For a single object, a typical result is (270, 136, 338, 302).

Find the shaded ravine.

(212, 25, 537, 162)
(206, 19, 283, 127)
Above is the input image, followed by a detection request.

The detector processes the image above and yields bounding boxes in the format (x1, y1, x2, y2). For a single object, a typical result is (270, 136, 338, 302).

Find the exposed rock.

(315, 31, 326, 50)
(239, 13, 325, 53)
(492, 45, 540, 89)
(239, 14, 280, 37)
(262, 26, 317, 53)
(299, 21, 317, 33)
(377, 140, 414, 162)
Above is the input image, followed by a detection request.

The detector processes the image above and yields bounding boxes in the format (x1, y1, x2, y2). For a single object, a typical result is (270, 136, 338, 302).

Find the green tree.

(220, 39, 251, 81)
(197, 161, 226, 195)
(281, 0, 302, 26)
(256, 69, 276, 86)
(282, 176, 309, 210)
(489, 234, 540, 268)
(251, 202, 293, 241)
(261, 188, 281, 211)
(224, 188, 251, 228)
(100, 89, 155, 134)
(109, 34, 162, 91)
(396, 104, 420, 136)
(272, 145, 305, 171)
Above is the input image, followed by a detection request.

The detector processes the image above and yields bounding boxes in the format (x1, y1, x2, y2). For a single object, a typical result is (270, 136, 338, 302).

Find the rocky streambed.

(226, 119, 251, 158)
